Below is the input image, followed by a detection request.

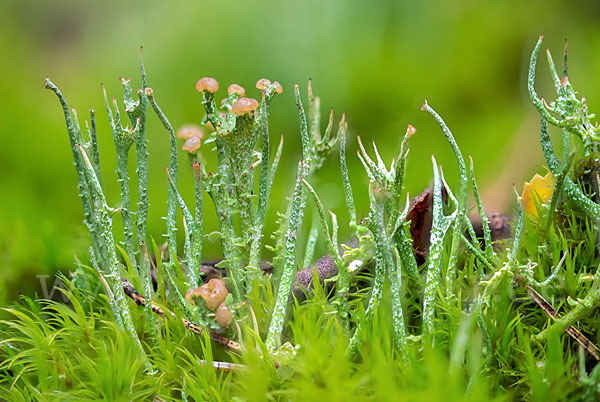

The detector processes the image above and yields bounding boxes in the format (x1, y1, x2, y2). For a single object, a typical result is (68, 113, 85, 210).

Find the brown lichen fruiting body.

(255, 78, 271, 90)
(227, 84, 245, 96)
(231, 97, 259, 115)
(177, 124, 204, 140)
(182, 135, 202, 153)
(215, 303, 233, 328)
(186, 278, 228, 310)
(196, 77, 219, 93)
(273, 81, 283, 94)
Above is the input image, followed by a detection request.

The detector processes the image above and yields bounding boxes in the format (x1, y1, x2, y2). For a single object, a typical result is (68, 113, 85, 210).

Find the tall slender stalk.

(422, 102, 467, 296)
(422, 156, 452, 337)
(266, 161, 307, 350)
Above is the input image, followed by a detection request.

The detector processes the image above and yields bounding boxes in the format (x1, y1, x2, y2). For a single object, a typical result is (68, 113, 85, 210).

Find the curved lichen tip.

(43, 77, 51, 88)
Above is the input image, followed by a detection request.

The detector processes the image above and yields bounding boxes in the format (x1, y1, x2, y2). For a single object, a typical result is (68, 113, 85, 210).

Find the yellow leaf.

(521, 171, 555, 217)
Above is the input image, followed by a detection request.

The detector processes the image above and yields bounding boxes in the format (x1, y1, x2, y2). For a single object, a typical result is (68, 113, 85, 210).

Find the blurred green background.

(1, 0, 599, 307)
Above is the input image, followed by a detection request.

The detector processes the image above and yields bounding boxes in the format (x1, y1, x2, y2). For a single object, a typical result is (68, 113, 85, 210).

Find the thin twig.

(527, 286, 599, 360)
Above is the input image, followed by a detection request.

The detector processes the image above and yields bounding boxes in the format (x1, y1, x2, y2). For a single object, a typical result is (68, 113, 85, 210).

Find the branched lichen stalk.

(388, 125, 415, 233)
(131, 50, 152, 325)
(374, 187, 406, 353)
(215, 137, 243, 300)
(544, 151, 575, 236)
(539, 119, 600, 222)
(76, 145, 147, 366)
(44, 79, 106, 268)
(528, 37, 562, 129)
(422, 102, 467, 295)
(145, 88, 182, 281)
(223, 116, 258, 251)
(248, 98, 272, 283)
(356, 137, 386, 184)
(105, 90, 137, 264)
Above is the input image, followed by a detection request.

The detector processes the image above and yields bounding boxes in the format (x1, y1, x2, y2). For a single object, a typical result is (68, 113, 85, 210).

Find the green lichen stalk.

(104, 86, 137, 265)
(132, 51, 150, 257)
(266, 161, 307, 350)
(421, 102, 468, 295)
(422, 156, 452, 337)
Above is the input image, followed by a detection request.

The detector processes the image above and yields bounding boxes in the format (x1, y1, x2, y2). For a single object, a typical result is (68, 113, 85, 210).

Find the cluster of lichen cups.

(178, 77, 283, 162)
(175, 76, 284, 332)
